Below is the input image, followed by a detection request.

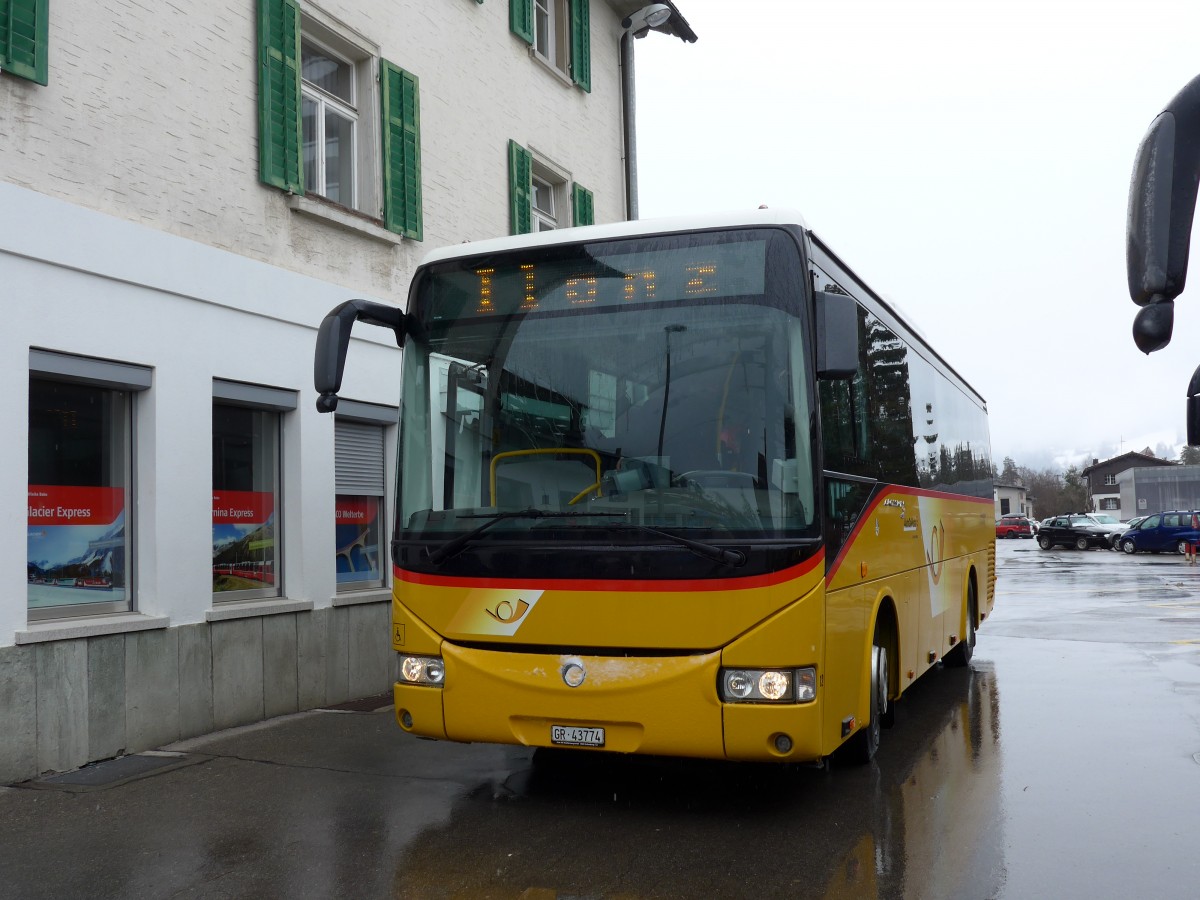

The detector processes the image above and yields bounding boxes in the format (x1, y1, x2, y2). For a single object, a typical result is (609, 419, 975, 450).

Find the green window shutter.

(257, 0, 303, 193)
(569, 0, 590, 92)
(381, 60, 423, 240)
(0, 0, 49, 85)
(572, 184, 594, 226)
(509, 0, 532, 44)
(508, 140, 532, 235)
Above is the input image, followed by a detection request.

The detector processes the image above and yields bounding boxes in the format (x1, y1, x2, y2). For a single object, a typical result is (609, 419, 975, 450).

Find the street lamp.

(621, 4, 695, 220)
(622, 4, 672, 36)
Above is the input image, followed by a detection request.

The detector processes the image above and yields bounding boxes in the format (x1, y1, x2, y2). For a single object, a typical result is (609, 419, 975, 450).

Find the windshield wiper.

(423, 509, 746, 568)
(425, 509, 625, 566)
(607, 522, 746, 568)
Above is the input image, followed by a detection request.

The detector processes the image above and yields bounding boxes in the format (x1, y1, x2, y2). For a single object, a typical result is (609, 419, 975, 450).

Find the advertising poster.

(212, 490, 276, 592)
(335, 495, 381, 585)
(28, 484, 126, 607)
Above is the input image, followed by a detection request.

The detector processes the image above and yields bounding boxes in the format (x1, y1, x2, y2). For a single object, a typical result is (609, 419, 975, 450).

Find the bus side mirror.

(1127, 74, 1200, 354)
(815, 291, 859, 379)
(314, 299, 407, 413)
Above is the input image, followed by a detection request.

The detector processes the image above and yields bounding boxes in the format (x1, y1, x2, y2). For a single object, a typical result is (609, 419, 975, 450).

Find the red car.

(995, 514, 1034, 539)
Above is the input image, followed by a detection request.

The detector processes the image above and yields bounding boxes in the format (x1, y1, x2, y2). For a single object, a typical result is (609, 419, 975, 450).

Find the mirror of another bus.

(1187, 366, 1200, 445)
(1127, 74, 1200, 355)
(814, 290, 859, 379)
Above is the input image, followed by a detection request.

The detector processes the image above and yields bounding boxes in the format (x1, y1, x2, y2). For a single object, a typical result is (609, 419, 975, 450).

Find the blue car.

(1117, 511, 1200, 555)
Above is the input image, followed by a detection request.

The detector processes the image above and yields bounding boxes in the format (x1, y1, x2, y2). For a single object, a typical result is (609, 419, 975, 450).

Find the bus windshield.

(395, 228, 819, 571)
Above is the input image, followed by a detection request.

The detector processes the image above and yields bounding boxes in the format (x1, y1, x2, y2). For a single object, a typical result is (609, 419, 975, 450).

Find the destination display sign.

(428, 238, 768, 319)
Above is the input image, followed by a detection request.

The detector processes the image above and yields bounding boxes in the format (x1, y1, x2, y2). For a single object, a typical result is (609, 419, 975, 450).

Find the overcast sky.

(632, 0, 1200, 469)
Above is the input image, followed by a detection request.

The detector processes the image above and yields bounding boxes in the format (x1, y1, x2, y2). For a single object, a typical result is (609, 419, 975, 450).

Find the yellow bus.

(315, 208, 995, 764)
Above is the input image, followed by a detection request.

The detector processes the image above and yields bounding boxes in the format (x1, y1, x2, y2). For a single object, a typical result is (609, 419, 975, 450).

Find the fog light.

(400, 709, 413, 729)
(773, 733, 793, 754)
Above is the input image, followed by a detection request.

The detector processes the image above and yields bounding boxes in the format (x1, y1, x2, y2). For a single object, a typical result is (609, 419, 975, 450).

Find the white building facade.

(0, 0, 694, 783)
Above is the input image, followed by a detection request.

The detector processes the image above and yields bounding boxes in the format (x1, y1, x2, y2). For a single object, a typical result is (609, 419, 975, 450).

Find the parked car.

(1036, 513, 1114, 550)
(1124, 515, 1148, 530)
(1117, 511, 1200, 554)
(995, 514, 1034, 539)
(1088, 513, 1130, 548)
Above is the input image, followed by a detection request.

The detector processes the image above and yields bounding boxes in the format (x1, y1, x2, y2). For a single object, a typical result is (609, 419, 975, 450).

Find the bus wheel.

(844, 630, 889, 764)
(945, 581, 977, 668)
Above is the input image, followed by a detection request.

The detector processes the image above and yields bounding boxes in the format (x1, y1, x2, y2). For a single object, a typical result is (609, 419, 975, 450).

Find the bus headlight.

(399, 654, 445, 686)
(720, 667, 816, 704)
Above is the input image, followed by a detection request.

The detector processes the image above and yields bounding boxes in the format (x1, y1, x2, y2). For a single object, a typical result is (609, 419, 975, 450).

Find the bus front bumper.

(393, 644, 826, 762)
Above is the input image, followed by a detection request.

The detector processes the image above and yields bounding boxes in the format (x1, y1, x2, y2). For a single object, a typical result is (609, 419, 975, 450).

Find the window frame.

(511, 0, 590, 91)
(27, 351, 150, 621)
(301, 32, 361, 209)
(258, 0, 422, 239)
(508, 140, 592, 235)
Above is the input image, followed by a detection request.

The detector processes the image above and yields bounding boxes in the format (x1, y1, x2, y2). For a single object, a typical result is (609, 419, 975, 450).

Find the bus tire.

(945, 580, 977, 668)
(843, 627, 890, 765)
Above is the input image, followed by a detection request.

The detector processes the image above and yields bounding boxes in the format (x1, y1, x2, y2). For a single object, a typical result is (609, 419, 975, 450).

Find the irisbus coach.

(314, 208, 994, 764)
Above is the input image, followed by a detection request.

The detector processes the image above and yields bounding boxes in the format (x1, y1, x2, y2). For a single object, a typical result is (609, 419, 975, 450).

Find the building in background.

(0, 0, 695, 783)
(994, 483, 1033, 520)
(1082, 451, 1176, 519)
(1118, 464, 1200, 520)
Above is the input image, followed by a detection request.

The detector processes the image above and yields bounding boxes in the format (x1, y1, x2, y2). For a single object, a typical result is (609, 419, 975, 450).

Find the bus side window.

(824, 477, 876, 567)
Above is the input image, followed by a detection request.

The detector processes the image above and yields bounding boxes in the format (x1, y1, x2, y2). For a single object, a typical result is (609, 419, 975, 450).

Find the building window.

(0, 0, 49, 85)
(511, 0, 591, 91)
(27, 352, 150, 620)
(1100, 498, 1119, 510)
(257, 0, 423, 239)
(1104, 474, 1117, 485)
(534, 0, 569, 74)
(531, 172, 559, 231)
(302, 37, 358, 207)
(335, 416, 388, 590)
(508, 140, 594, 234)
(212, 380, 297, 601)
(999, 498, 1010, 515)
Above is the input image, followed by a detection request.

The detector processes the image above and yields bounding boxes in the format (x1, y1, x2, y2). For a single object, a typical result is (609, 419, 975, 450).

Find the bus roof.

(416, 208, 811, 267)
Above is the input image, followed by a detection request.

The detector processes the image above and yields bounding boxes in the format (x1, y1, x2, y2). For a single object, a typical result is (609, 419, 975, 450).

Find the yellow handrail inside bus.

(489, 448, 603, 506)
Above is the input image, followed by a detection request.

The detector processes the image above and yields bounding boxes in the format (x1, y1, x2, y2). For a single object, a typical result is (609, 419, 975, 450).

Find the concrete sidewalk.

(0, 692, 527, 899)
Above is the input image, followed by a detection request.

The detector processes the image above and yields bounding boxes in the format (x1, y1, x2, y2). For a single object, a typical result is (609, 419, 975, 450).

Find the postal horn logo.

(485, 598, 531, 625)
(926, 521, 945, 584)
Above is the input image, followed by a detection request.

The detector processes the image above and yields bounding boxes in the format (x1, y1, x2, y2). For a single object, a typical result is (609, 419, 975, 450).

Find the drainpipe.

(621, 30, 640, 221)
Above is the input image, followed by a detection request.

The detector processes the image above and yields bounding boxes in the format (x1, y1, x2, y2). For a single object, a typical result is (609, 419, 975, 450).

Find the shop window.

(27, 351, 150, 620)
(212, 380, 296, 601)
(335, 414, 388, 590)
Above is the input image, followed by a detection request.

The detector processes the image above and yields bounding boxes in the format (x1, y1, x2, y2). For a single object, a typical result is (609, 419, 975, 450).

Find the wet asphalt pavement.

(2, 539, 1199, 899)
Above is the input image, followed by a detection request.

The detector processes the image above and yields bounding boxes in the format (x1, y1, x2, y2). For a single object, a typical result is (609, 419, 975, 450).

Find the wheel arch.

(870, 594, 901, 705)
(961, 564, 980, 634)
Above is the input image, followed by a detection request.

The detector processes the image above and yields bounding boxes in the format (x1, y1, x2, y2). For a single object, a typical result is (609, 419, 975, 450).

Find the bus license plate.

(551, 725, 605, 747)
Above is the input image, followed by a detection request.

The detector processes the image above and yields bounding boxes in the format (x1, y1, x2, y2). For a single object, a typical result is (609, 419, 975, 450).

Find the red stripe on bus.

(395, 550, 824, 592)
